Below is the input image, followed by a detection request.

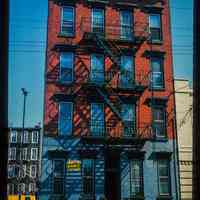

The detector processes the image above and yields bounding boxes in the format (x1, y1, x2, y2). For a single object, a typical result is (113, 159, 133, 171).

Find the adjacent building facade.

(7, 127, 41, 196)
(40, 0, 180, 199)
(175, 79, 193, 200)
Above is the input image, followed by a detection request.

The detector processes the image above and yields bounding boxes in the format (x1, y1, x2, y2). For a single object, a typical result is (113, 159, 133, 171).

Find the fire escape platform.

(81, 135, 147, 147)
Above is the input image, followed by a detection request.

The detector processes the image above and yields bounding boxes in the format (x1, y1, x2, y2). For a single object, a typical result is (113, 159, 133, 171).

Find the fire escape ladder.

(94, 34, 121, 66)
(96, 87, 122, 120)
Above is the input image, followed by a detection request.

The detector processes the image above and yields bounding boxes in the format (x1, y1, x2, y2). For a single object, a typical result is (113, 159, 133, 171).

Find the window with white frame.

(7, 183, 15, 195)
(32, 131, 39, 143)
(157, 160, 171, 196)
(130, 160, 143, 196)
(8, 165, 16, 178)
(29, 183, 36, 193)
(152, 106, 166, 138)
(61, 6, 75, 36)
(121, 104, 136, 137)
(19, 165, 26, 178)
(30, 165, 37, 178)
(10, 131, 18, 143)
(150, 57, 164, 89)
(23, 131, 29, 143)
(21, 148, 28, 160)
(9, 148, 16, 160)
(18, 183, 26, 193)
(30, 148, 38, 161)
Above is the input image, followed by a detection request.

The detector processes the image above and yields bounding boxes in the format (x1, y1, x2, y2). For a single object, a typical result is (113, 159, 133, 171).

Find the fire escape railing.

(75, 121, 153, 139)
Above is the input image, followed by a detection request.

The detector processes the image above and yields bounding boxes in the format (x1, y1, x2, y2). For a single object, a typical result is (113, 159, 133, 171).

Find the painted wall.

(175, 79, 193, 200)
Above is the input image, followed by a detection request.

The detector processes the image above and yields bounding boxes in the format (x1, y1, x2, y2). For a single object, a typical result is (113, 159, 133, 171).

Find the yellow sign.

(67, 160, 81, 171)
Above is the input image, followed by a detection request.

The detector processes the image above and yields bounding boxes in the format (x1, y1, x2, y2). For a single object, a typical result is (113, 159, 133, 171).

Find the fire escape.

(47, 3, 156, 146)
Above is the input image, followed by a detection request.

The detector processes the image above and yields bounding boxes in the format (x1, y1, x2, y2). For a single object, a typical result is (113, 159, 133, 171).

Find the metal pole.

(193, 0, 200, 199)
(0, 0, 9, 199)
(20, 88, 28, 200)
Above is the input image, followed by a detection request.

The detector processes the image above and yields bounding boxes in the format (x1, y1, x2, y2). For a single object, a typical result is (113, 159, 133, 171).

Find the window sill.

(148, 87, 165, 91)
(57, 33, 75, 38)
(147, 40, 163, 45)
(156, 195, 173, 200)
(153, 137, 168, 142)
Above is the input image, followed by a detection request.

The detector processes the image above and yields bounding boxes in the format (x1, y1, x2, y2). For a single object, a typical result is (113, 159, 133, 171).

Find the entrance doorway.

(105, 151, 120, 200)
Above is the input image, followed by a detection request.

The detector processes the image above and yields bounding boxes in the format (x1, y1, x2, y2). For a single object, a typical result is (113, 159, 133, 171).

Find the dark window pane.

(59, 102, 73, 136)
(82, 159, 94, 195)
(91, 103, 104, 136)
(149, 14, 162, 41)
(120, 56, 134, 88)
(153, 107, 166, 138)
(60, 52, 74, 83)
(158, 160, 170, 195)
(151, 58, 164, 89)
(120, 10, 133, 40)
(53, 178, 64, 194)
(90, 54, 104, 84)
(92, 9, 104, 34)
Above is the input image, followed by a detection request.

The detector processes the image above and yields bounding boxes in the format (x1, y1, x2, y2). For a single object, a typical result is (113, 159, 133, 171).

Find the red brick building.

(40, 0, 180, 199)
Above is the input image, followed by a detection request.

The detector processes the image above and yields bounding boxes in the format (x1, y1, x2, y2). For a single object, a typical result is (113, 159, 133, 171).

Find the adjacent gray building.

(7, 126, 42, 196)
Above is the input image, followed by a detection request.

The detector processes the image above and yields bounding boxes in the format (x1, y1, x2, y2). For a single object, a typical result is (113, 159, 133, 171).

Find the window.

(18, 183, 26, 193)
(53, 159, 65, 194)
(158, 160, 171, 196)
(82, 159, 95, 196)
(23, 131, 29, 143)
(120, 10, 133, 40)
(60, 52, 74, 83)
(61, 6, 75, 36)
(91, 103, 105, 136)
(30, 165, 37, 178)
(19, 165, 26, 178)
(149, 14, 162, 41)
(92, 8, 104, 34)
(151, 57, 164, 89)
(9, 148, 16, 160)
(152, 107, 166, 138)
(90, 54, 104, 84)
(10, 131, 17, 143)
(120, 55, 134, 87)
(21, 148, 28, 160)
(31, 148, 38, 161)
(121, 104, 135, 137)
(7, 183, 15, 194)
(8, 165, 16, 178)
(29, 183, 36, 193)
(32, 131, 39, 143)
(59, 102, 73, 136)
(130, 160, 143, 196)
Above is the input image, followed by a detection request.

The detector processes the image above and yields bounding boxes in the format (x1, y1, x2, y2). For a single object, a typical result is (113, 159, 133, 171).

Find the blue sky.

(8, 0, 193, 127)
